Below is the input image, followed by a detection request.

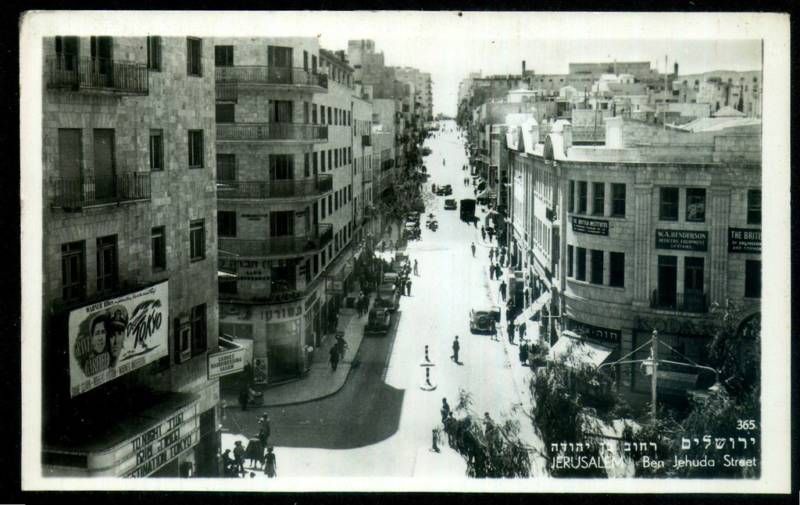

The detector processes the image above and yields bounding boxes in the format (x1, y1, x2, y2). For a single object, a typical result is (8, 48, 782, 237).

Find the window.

(147, 36, 162, 71)
(685, 257, 704, 293)
(313, 152, 319, 175)
(334, 149, 338, 168)
(592, 182, 605, 215)
(348, 147, 352, 164)
(609, 252, 624, 287)
(268, 46, 292, 68)
(575, 247, 586, 281)
(328, 150, 332, 170)
(215, 103, 235, 123)
(657, 255, 678, 307)
(190, 219, 205, 261)
(214, 45, 234, 67)
(611, 183, 626, 217)
(188, 130, 204, 168)
(659, 187, 679, 221)
(569, 180, 575, 212)
(151, 226, 166, 271)
(312, 104, 318, 124)
(149, 129, 164, 171)
(747, 189, 761, 224)
(61, 241, 85, 302)
(328, 195, 332, 214)
(55, 36, 79, 71)
(187, 37, 202, 77)
(321, 198, 327, 218)
(567, 245, 574, 277)
(96, 235, 119, 292)
(218, 211, 237, 237)
(327, 107, 332, 124)
(269, 154, 293, 180)
(304, 153, 310, 178)
(335, 191, 339, 210)
(685, 188, 706, 222)
(191, 304, 207, 356)
(590, 249, 604, 285)
(745, 260, 761, 298)
(577, 181, 587, 214)
(320, 150, 326, 172)
(216, 153, 236, 181)
(270, 211, 294, 236)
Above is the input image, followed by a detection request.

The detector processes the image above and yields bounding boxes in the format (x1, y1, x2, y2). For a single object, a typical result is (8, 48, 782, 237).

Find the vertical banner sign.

(68, 281, 169, 398)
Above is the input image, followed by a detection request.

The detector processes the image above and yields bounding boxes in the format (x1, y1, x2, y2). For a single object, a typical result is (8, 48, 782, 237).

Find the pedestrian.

(413, 259, 419, 276)
(470, 242, 476, 257)
(329, 345, 340, 371)
(335, 333, 348, 359)
(233, 440, 245, 475)
(489, 248, 495, 261)
(500, 280, 507, 301)
(490, 320, 498, 341)
(519, 322, 527, 342)
(489, 263, 495, 280)
(440, 398, 451, 424)
(507, 321, 515, 344)
(500, 253, 506, 267)
(258, 415, 271, 448)
(406, 278, 412, 296)
(519, 340, 529, 366)
(221, 449, 236, 477)
(451, 336, 460, 363)
(481, 226, 486, 241)
(444, 412, 457, 447)
(496, 264, 503, 280)
(263, 447, 277, 478)
(483, 412, 495, 437)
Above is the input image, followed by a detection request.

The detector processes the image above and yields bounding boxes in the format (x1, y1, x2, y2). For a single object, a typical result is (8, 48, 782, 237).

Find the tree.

(444, 389, 531, 477)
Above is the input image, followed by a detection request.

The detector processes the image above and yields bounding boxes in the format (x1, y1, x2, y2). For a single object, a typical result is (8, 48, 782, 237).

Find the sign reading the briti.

(728, 228, 761, 254)
(572, 216, 609, 236)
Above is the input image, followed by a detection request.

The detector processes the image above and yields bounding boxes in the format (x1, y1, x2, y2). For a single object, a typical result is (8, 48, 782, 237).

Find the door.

(90, 36, 113, 87)
(93, 129, 115, 201)
(267, 46, 293, 84)
(684, 257, 705, 311)
(657, 255, 677, 309)
(58, 129, 82, 204)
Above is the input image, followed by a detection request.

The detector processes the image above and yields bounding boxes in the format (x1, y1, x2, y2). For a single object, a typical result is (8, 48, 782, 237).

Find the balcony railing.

(217, 123, 328, 142)
(218, 223, 333, 258)
(215, 66, 328, 89)
(46, 56, 149, 95)
(650, 290, 709, 314)
(217, 175, 333, 200)
(51, 173, 151, 209)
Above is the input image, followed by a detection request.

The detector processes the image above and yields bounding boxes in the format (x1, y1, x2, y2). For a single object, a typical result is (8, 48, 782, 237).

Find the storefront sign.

(219, 259, 270, 281)
(565, 318, 621, 344)
(68, 281, 169, 398)
(125, 402, 199, 478)
(571, 216, 609, 236)
(633, 315, 714, 337)
(728, 228, 761, 254)
(655, 229, 708, 251)
(241, 214, 269, 221)
(263, 303, 303, 322)
(208, 346, 247, 380)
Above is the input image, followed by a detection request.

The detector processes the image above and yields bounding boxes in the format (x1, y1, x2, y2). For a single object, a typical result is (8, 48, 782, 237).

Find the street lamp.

(597, 329, 720, 423)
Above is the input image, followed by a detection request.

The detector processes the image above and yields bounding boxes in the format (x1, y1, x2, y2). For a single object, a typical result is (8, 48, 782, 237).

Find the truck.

(460, 198, 476, 222)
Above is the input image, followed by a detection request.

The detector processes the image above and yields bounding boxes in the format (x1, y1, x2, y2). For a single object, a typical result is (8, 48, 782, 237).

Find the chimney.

(673, 62, 679, 77)
(522, 60, 526, 75)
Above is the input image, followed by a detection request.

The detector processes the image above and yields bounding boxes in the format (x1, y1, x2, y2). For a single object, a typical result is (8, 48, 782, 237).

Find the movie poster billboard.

(68, 281, 169, 398)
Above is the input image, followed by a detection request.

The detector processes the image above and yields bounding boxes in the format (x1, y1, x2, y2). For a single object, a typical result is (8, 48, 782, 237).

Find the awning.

(514, 291, 551, 326)
(218, 270, 238, 279)
(547, 332, 613, 369)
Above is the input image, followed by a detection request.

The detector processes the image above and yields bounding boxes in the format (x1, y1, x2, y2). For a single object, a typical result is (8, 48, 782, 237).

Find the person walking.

(470, 242, 476, 257)
(489, 247, 495, 261)
(519, 340, 529, 367)
(221, 449, 236, 478)
(233, 440, 245, 476)
(489, 263, 495, 280)
(263, 447, 277, 478)
(495, 264, 503, 281)
(413, 259, 419, 276)
(406, 278, 412, 296)
(507, 321, 515, 344)
(335, 333, 348, 360)
(451, 336, 461, 363)
(499, 280, 507, 301)
(481, 226, 486, 242)
(258, 414, 271, 449)
(329, 344, 340, 371)
(490, 320, 498, 341)
(440, 398, 451, 424)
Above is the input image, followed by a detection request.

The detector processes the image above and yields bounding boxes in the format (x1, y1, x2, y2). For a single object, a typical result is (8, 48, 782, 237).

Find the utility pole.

(663, 55, 668, 130)
(651, 329, 659, 422)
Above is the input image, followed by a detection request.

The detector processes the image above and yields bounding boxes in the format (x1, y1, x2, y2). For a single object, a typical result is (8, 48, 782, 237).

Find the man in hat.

(233, 440, 245, 475)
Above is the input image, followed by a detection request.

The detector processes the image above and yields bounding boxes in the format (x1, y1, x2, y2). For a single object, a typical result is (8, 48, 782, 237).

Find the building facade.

(506, 115, 761, 399)
(42, 36, 221, 477)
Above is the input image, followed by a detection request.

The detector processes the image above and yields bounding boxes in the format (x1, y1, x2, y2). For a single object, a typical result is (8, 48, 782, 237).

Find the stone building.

(506, 114, 761, 400)
(41, 36, 220, 477)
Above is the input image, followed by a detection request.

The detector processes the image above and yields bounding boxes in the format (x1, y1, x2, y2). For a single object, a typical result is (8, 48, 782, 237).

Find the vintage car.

(364, 307, 392, 335)
(469, 306, 501, 333)
(444, 198, 457, 210)
(375, 283, 400, 311)
(382, 272, 400, 285)
(436, 184, 453, 196)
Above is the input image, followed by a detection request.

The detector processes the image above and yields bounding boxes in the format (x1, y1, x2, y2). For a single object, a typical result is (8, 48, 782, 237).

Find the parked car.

(469, 306, 501, 333)
(444, 199, 457, 210)
(375, 283, 400, 311)
(365, 307, 391, 335)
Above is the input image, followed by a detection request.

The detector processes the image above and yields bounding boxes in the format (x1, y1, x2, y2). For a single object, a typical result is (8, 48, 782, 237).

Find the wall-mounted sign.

(68, 281, 169, 398)
(565, 318, 621, 344)
(728, 228, 761, 254)
(655, 229, 708, 251)
(571, 216, 609, 236)
(208, 346, 247, 380)
(263, 303, 304, 322)
(219, 259, 270, 281)
(125, 402, 199, 478)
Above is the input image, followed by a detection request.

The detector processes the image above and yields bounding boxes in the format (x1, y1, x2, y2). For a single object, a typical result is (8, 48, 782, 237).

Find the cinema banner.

(68, 281, 169, 398)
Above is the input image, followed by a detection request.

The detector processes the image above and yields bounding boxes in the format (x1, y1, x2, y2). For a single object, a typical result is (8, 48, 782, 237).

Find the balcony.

(217, 123, 328, 143)
(50, 173, 151, 210)
(215, 66, 328, 92)
(46, 56, 148, 95)
(217, 175, 333, 200)
(218, 223, 333, 259)
(361, 134, 372, 147)
(650, 290, 709, 314)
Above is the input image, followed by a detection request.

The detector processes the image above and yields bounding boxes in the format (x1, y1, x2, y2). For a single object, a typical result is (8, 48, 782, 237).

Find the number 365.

(736, 419, 757, 430)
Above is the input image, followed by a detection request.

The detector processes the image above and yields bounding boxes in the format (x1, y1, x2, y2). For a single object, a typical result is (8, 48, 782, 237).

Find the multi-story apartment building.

(505, 114, 761, 400)
(353, 94, 374, 241)
(214, 39, 367, 385)
(42, 36, 221, 477)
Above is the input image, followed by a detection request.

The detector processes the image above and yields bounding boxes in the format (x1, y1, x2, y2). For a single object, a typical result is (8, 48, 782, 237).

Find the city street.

(221, 120, 544, 478)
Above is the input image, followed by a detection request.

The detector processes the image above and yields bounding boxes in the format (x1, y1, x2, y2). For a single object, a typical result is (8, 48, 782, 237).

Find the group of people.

(394, 259, 414, 296)
(355, 291, 370, 317)
(438, 397, 498, 461)
(481, 226, 499, 245)
(221, 415, 277, 478)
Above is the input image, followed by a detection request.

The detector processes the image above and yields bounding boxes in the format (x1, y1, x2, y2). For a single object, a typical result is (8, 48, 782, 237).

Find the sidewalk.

(222, 295, 373, 409)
